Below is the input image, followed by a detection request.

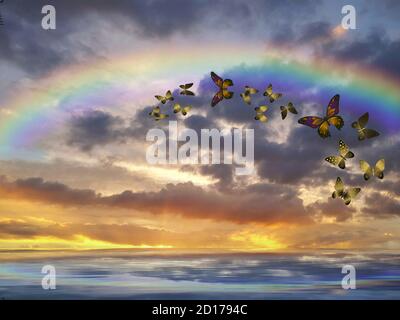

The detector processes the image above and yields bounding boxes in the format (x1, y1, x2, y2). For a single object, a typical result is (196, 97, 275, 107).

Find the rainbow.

(1, 42, 399, 159)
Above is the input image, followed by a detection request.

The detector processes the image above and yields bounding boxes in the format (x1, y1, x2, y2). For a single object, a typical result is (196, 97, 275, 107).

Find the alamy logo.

(146, 121, 254, 175)
(41, 265, 56, 290)
(341, 264, 356, 290)
(341, 5, 356, 30)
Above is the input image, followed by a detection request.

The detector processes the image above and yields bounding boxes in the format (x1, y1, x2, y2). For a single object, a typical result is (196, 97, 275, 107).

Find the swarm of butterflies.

(149, 72, 386, 205)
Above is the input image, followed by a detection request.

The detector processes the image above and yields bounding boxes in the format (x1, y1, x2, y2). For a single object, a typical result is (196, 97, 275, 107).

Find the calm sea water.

(0, 250, 399, 299)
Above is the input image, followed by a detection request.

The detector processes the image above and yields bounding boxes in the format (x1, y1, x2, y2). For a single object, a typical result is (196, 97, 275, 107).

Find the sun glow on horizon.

(0, 235, 174, 251)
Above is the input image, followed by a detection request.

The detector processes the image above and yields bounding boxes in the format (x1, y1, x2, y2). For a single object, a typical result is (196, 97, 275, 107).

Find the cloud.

(0, 0, 321, 77)
(0, 176, 98, 205)
(0, 176, 311, 225)
(317, 29, 400, 77)
(307, 197, 356, 222)
(363, 192, 400, 218)
(0, 219, 206, 247)
(66, 110, 127, 151)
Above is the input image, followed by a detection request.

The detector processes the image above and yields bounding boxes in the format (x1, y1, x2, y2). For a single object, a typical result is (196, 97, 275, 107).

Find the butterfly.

(210, 71, 234, 107)
(240, 86, 259, 105)
(179, 83, 195, 96)
(263, 84, 282, 103)
(280, 102, 298, 120)
(155, 90, 174, 104)
(351, 112, 380, 141)
(325, 140, 354, 169)
(298, 94, 344, 138)
(359, 159, 385, 180)
(149, 106, 169, 121)
(173, 103, 192, 116)
(332, 177, 361, 206)
(254, 105, 269, 122)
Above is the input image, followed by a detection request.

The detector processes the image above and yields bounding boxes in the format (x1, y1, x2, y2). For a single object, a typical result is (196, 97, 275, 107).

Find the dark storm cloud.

(254, 126, 329, 184)
(0, 0, 322, 75)
(99, 181, 311, 225)
(0, 220, 40, 238)
(0, 175, 98, 205)
(0, 175, 311, 225)
(326, 31, 385, 62)
(197, 165, 235, 192)
(363, 192, 400, 218)
(298, 21, 332, 43)
(319, 30, 400, 77)
(2, 0, 399, 80)
(66, 110, 127, 151)
(0, 219, 205, 246)
(64, 87, 218, 153)
(307, 197, 356, 222)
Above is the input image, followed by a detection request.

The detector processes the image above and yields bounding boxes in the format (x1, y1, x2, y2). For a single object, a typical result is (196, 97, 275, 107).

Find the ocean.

(0, 250, 399, 299)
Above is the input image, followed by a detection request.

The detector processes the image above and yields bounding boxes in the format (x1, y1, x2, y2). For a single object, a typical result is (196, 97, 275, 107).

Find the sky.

(0, 0, 399, 252)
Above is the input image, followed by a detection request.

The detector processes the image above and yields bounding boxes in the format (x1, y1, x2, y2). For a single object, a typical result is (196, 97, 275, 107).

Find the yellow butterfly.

(351, 112, 380, 141)
(280, 102, 298, 120)
(360, 159, 385, 180)
(254, 105, 269, 122)
(263, 84, 282, 103)
(149, 106, 169, 121)
(240, 86, 259, 105)
(325, 140, 354, 169)
(179, 83, 195, 96)
(173, 103, 192, 116)
(155, 90, 174, 104)
(332, 177, 361, 206)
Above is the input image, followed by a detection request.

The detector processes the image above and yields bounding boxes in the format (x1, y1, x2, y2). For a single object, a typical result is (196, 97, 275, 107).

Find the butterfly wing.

(325, 156, 343, 168)
(173, 103, 181, 113)
(179, 83, 193, 90)
(255, 114, 268, 122)
(352, 112, 369, 130)
(327, 116, 344, 130)
(165, 90, 173, 102)
(180, 89, 195, 96)
(211, 90, 223, 107)
(360, 160, 373, 180)
(343, 187, 361, 205)
(280, 106, 288, 120)
(222, 89, 234, 99)
(357, 130, 366, 141)
(211, 72, 223, 88)
(374, 159, 385, 179)
(317, 120, 331, 138)
(326, 94, 340, 117)
(255, 106, 268, 112)
(298, 116, 324, 128)
(149, 106, 161, 116)
(222, 79, 233, 89)
(263, 84, 272, 97)
(240, 93, 251, 105)
(339, 140, 354, 159)
(155, 114, 169, 121)
(332, 177, 344, 198)
(364, 128, 380, 139)
(245, 86, 258, 95)
(269, 93, 282, 103)
(181, 106, 192, 116)
(288, 102, 298, 114)
(155, 95, 166, 104)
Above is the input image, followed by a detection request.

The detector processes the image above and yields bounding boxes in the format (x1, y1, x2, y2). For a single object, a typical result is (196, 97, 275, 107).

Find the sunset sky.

(0, 0, 399, 252)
